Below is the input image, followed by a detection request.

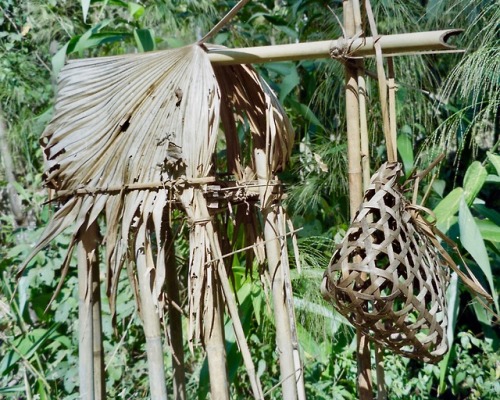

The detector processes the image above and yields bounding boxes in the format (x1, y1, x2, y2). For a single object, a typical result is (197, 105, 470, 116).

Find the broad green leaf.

(434, 187, 463, 232)
(459, 197, 499, 313)
(289, 100, 326, 131)
(128, 2, 144, 20)
(463, 161, 487, 204)
(134, 28, 155, 52)
(487, 151, 500, 175)
(473, 203, 500, 225)
(51, 42, 69, 77)
(475, 218, 500, 242)
(397, 133, 414, 174)
(0, 325, 60, 375)
(81, 0, 91, 22)
(485, 174, 500, 183)
(279, 65, 300, 102)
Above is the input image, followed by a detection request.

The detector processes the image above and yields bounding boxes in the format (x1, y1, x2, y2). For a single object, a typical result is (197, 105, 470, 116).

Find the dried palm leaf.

(19, 45, 220, 315)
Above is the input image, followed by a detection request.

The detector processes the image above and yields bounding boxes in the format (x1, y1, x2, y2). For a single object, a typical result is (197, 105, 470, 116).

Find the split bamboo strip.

(207, 30, 462, 65)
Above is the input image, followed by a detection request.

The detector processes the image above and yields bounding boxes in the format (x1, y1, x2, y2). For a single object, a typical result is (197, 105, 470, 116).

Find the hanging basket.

(322, 162, 450, 363)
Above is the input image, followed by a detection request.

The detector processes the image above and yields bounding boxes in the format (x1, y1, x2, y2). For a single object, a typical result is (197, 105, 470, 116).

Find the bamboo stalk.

(204, 271, 229, 400)
(277, 208, 306, 400)
(136, 225, 168, 400)
(358, 67, 371, 190)
(89, 221, 105, 400)
(77, 226, 96, 400)
(165, 225, 186, 400)
(255, 148, 297, 400)
(207, 29, 462, 65)
(343, 1, 373, 399)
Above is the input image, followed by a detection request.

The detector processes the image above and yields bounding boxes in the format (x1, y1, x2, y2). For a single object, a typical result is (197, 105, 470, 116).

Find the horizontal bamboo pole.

(208, 29, 462, 65)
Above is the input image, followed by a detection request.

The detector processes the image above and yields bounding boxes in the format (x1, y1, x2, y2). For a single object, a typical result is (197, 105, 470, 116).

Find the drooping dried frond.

(213, 60, 294, 175)
(19, 44, 220, 315)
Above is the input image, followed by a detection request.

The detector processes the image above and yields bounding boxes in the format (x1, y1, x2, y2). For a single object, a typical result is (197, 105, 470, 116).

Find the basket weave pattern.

(322, 162, 449, 363)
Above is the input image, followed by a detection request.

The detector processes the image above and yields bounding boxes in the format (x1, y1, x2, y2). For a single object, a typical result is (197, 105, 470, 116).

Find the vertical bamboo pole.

(77, 226, 97, 400)
(89, 221, 106, 400)
(204, 272, 230, 400)
(255, 148, 297, 400)
(136, 225, 168, 400)
(277, 208, 306, 400)
(343, 1, 373, 399)
(165, 226, 186, 400)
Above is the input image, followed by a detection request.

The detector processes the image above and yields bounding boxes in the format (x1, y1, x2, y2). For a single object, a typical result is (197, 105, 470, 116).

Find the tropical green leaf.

(134, 28, 155, 52)
(434, 187, 463, 232)
(81, 0, 91, 22)
(128, 2, 145, 20)
(397, 131, 414, 174)
(463, 161, 487, 204)
(459, 197, 499, 312)
(475, 218, 500, 242)
(487, 152, 500, 175)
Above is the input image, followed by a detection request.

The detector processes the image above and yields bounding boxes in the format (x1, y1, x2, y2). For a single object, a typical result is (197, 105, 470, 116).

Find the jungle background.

(0, 0, 498, 398)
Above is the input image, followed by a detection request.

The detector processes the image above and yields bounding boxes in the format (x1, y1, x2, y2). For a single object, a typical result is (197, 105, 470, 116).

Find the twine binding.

(322, 162, 450, 363)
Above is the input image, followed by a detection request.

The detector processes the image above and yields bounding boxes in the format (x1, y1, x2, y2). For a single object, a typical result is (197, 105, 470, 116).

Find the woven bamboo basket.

(322, 162, 450, 363)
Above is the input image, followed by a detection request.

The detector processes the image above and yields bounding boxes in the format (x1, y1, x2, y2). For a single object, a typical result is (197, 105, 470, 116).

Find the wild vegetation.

(0, 1, 498, 399)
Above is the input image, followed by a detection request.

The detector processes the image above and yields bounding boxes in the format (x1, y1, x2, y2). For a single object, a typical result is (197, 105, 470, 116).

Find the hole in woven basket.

(383, 191, 396, 207)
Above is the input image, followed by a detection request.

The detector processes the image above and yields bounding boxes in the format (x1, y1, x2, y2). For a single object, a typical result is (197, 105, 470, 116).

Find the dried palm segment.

(321, 162, 450, 363)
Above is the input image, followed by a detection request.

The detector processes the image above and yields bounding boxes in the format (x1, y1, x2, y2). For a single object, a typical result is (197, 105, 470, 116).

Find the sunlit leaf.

(459, 197, 499, 312)
(434, 187, 463, 232)
(462, 161, 487, 204)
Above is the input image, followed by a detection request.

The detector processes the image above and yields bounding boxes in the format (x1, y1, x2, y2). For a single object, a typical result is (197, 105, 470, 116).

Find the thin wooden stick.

(199, 0, 251, 44)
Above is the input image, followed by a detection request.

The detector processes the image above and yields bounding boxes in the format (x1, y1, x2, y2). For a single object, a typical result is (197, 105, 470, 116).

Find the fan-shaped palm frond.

(19, 36, 296, 398)
(20, 45, 220, 313)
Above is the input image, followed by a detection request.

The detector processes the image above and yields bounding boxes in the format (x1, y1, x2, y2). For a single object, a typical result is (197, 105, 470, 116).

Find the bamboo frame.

(208, 29, 462, 65)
